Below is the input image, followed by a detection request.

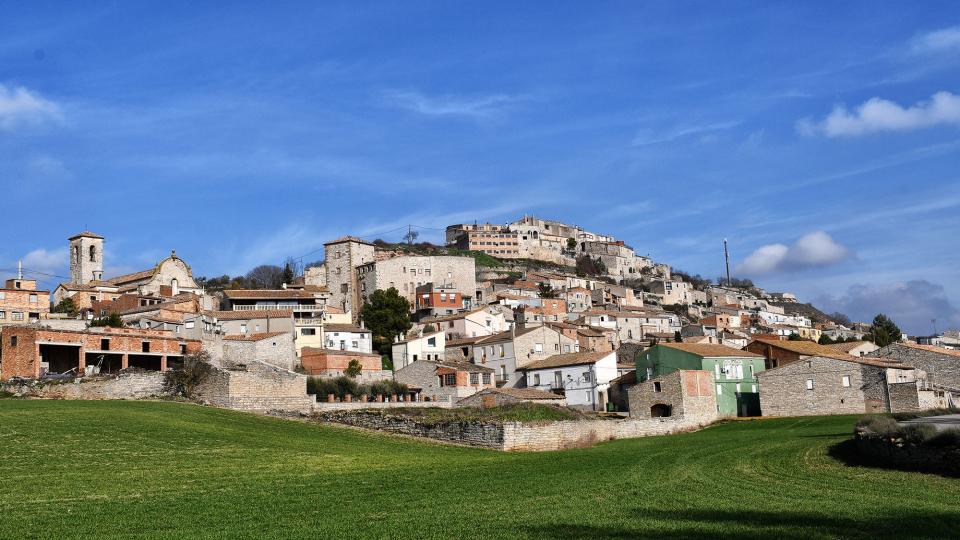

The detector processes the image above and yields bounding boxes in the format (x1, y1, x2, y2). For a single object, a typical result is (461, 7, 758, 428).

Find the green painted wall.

(636, 345, 767, 416)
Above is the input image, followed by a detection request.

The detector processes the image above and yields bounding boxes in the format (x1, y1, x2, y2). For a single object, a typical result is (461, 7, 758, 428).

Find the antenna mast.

(723, 238, 731, 287)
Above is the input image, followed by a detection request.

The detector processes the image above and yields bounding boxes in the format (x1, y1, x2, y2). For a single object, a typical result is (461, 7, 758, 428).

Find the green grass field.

(0, 401, 957, 539)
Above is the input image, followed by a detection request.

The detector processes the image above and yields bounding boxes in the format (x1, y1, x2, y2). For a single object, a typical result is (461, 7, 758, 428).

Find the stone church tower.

(324, 236, 375, 318)
(69, 231, 104, 285)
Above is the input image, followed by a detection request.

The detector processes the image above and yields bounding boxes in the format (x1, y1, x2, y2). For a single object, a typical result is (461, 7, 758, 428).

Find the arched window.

(89, 245, 96, 262)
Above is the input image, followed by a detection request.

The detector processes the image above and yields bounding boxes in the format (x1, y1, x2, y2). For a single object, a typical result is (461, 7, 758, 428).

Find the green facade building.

(636, 343, 767, 416)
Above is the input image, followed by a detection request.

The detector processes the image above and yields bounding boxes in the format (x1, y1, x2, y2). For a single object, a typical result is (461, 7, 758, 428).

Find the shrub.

(857, 415, 899, 435)
(898, 423, 937, 444)
(163, 352, 214, 398)
(924, 428, 960, 448)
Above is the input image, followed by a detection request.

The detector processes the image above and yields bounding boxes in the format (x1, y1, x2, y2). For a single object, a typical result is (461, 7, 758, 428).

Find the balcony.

(232, 304, 320, 312)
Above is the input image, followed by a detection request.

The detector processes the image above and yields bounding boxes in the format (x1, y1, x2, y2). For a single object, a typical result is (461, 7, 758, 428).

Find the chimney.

(360, 320, 365, 330)
(282, 282, 287, 289)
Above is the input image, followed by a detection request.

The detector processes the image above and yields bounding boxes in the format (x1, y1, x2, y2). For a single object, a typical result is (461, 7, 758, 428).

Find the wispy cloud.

(798, 91, 960, 137)
(910, 26, 960, 55)
(0, 84, 62, 131)
(736, 231, 853, 275)
(381, 90, 522, 119)
(631, 120, 739, 146)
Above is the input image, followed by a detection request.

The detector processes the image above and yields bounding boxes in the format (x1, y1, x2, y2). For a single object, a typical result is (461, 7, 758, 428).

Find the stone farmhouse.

(757, 354, 919, 416)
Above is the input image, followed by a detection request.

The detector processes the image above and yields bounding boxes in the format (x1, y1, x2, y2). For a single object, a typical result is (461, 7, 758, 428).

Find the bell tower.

(69, 231, 104, 285)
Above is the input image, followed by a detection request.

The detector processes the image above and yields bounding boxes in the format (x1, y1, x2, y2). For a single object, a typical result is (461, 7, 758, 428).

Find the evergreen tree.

(864, 314, 902, 347)
(360, 288, 412, 355)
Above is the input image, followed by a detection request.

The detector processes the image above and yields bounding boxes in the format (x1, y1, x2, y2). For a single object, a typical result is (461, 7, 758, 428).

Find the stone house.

(356, 255, 476, 310)
(457, 387, 566, 408)
(520, 350, 618, 411)
(420, 306, 507, 341)
(746, 337, 852, 370)
(221, 332, 297, 371)
(470, 326, 579, 388)
(392, 330, 445, 370)
(628, 369, 718, 421)
(394, 359, 495, 401)
(607, 370, 636, 412)
(299, 348, 389, 382)
(826, 340, 880, 358)
(208, 309, 295, 337)
(869, 343, 960, 406)
(561, 287, 593, 312)
(637, 343, 766, 417)
(0, 277, 49, 325)
(756, 355, 919, 417)
(0, 325, 200, 380)
(649, 279, 692, 306)
(591, 284, 642, 309)
(576, 326, 616, 353)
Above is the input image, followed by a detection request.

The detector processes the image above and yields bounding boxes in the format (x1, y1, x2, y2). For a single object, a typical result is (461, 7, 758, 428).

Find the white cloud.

(910, 26, 960, 54)
(21, 247, 68, 276)
(632, 121, 739, 146)
(382, 90, 520, 119)
(0, 84, 62, 131)
(736, 231, 852, 275)
(798, 91, 960, 137)
(815, 280, 960, 336)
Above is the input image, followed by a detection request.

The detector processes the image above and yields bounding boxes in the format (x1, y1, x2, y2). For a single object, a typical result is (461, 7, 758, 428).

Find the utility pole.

(723, 238, 731, 287)
(932, 319, 938, 336)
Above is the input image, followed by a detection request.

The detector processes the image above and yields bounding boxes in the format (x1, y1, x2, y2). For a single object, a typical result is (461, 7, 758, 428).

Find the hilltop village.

(0, 216, 957, 423)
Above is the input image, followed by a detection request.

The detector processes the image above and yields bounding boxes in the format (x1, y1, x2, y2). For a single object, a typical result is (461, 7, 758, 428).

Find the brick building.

(0, 325, 200, 380)
(299, 348, 389, 381)
(0, 277, 49, 326)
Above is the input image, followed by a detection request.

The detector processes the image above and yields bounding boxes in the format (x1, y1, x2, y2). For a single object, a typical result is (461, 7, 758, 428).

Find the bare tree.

(245, 265, 284, 289)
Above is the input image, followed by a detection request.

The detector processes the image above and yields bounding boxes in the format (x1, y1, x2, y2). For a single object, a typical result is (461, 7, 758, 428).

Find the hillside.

(771, 301, 835, 324)
(1, 400, 957, 538)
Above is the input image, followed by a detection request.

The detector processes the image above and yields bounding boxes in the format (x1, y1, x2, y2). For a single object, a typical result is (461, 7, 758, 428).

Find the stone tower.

(69, 231, 104, 285)
(324, 236, 375, 318)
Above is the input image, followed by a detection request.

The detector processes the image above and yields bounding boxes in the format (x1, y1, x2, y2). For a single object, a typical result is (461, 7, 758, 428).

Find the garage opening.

(85, 353, 124, 374)
(39, 344, 80, 375)
(650, 403, 673, 417)
(127, 354, 162, 371)
(165, 355, 184, 371)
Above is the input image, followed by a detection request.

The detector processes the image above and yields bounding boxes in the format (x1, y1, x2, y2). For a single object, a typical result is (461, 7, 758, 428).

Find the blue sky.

(1, 2, 958, 334)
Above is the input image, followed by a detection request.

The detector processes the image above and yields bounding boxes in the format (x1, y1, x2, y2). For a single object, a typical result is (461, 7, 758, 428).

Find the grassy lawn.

(0, 401, 957, 539)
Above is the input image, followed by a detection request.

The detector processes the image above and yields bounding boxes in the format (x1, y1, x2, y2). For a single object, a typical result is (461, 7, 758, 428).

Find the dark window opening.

(141, 342, 150, 353)
(650, 404, 672, 417)
(653, 381, 662, 392)
(101, 338, 110, 351)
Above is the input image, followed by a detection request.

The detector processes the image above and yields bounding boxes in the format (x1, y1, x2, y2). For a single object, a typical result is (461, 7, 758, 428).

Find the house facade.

(520, 350, 618, 410)
(637, 343, 766, 417)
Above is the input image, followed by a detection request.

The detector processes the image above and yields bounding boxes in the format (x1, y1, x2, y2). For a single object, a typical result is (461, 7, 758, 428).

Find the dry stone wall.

(1, 370, 166, 400)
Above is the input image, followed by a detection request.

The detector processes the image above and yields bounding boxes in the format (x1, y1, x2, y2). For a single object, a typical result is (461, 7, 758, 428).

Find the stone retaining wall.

(196, 360, 315, 414)
(312, 400, 454, 412)
(0, 370, 166, 400)
(317, 410, 712, 451)
(854, 428, 960, 476)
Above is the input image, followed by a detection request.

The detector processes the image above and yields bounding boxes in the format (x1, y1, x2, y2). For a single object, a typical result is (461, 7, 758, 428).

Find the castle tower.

(69, 231, 104, 285)
(324, 236, 375, 319)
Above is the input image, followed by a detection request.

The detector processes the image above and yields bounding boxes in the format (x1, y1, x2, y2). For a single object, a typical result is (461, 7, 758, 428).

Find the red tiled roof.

(659, 342, 763, 358)
(522, 351, 614, 370)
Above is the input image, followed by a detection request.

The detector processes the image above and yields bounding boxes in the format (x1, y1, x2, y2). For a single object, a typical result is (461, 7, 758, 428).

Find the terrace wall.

(0, 370, 166, 399)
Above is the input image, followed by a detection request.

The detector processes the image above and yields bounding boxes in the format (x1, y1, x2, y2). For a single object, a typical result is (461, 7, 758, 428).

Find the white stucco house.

(520, 350, 618, 411)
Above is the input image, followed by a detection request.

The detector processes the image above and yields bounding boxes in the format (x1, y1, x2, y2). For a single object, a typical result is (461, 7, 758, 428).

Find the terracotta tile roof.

(421, 308, 484, 323)
(69, 231, 104, 240)
(826, 341, 872, 354)
(609, 370, 637, 385)
(209, 309, 293, 320)
(576, 327, 606, 337)
(895, 342, 960, 358)
(474, 326, 542, 344)
(446, 336, 484, 346)
(106, 268, 155, 285)
(324, 235, 374, 246)
(394, 330, 442, 344)
(222, 289, 318, 299)
(323, 324, 370, 333)
(223, 332, 288, 341)
(521, 351, 614, 370)
(479, 387, 564, 400)
(300, 347, 381, 358)
(435, 359, 494, 373)
(750, 337, 849, 360)
(659, 342, 764, 358)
